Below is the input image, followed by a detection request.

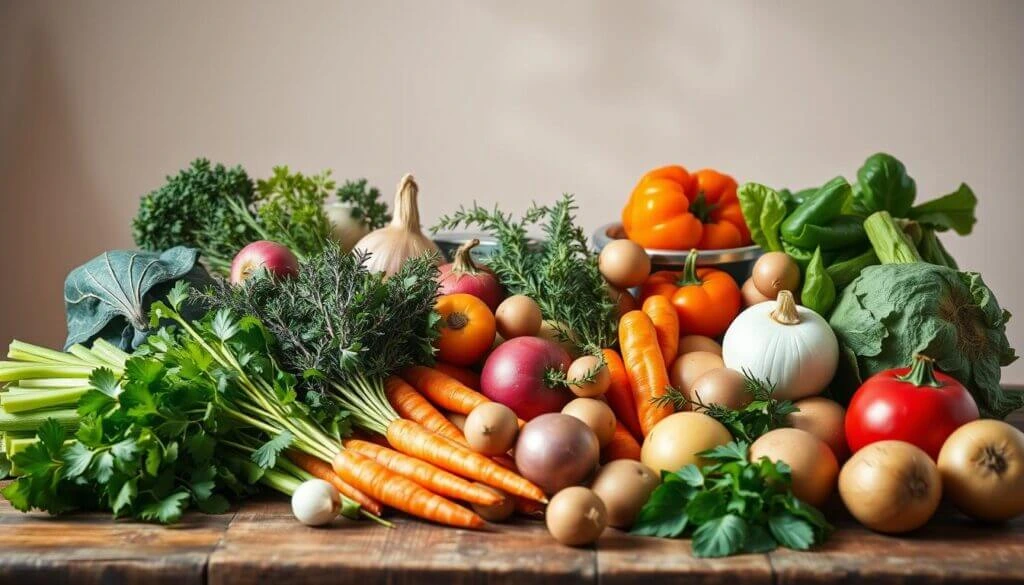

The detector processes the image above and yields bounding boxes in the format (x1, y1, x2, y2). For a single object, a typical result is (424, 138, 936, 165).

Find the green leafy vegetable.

(632, 442, 832, 557)
(64, 247, 212, 351)
(132, 159, 260, 273)
(337, 179, 391, 230)
(737, 184, 787, 252)
(851, 153, 916, 218)
(908, 183, 978, 235)
(251, 166, 336, 259)
(653, 373, 798, 443)
(801, 247, 836, 315)
(433, 196, 616, 351)
(830, 211, 1021, 417)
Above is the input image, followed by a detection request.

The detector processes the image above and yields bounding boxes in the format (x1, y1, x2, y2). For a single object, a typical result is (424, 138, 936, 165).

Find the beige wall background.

(1, 0, 1023, 382)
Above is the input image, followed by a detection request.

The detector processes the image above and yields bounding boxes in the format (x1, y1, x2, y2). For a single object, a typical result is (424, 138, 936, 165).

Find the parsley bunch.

(433, 195, 617, 351)
(337, 178, 391, 230)
(250, 166, 336, 259)
(632, 442, 832, 557)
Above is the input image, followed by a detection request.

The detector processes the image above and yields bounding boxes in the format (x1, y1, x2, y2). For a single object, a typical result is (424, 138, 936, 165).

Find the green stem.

(0, 365, 96, 382)
(8, 340, 91, 366)
(896, 355, 944, 388)
(675, 249, 703, 286)
(865, 211, 922, 264)
(15, 378, 92, 389)
(0, 387, 90, 413)
(0, 407, 79, 432)
(66, 344, 105, 366)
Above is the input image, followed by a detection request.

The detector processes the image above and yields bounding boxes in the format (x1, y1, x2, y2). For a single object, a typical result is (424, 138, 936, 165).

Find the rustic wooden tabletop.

(1, 411, 1022, 585)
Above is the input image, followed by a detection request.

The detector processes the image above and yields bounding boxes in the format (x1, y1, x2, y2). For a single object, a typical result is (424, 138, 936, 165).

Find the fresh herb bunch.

(338, 178, 391, 230)
(251, 166, 336, 260)
(197, 244, 442, 409)
(632, 442, 832, 557)
(433, 195, 617, 351)
(653, 372, 798, 442)
(132, 159, 260, 273)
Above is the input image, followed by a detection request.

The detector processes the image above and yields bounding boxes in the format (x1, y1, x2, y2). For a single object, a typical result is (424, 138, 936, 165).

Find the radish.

(481, 336, 572, 420)
(438, 239, 504, 311)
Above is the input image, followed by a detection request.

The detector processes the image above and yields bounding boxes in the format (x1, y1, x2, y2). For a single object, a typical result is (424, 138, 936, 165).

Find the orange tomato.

(622, 166, 751, 250)
(435, 293, 496, 366)
(639, 249, 741, 338)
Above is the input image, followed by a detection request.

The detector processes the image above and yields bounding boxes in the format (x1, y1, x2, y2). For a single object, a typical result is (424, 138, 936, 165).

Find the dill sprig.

(652, 371, 799, 442)
(433, 195, 617, 351)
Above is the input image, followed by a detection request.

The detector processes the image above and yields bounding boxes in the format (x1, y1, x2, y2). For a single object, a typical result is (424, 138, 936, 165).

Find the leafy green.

(632, 442, 832, 558)
(63, 247, 212, 352)
(908, 183, 978, 235)
(737, 184, 787, 252)
(252, 167, 336, 260)
(653, 373, 798, 443)
(132, 159, 260, 273)
(830, 212, 1020, 417)
(433, 196, 617, 350)
(337, 179, 391, 230)
(851, 153, 916, 218)
(801, 247, 836, 315)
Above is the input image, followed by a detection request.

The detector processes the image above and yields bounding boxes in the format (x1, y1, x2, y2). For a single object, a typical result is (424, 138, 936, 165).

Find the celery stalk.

(0, 364, 97, 381)
(15, 378, 91, 389)
(259, 468, 303, 496)
(1, 387, 90, 413)
(8, 340, 93, 367)
(67, 344, 106, 366)
(864, 211, 923, 264)
(90, 339, 130, 370)
(0, 408, 79, 432)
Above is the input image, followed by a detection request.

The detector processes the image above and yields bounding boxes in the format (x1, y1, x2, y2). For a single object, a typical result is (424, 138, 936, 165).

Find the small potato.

(787, 397, 848, 461)
(599, 240, 651, 289)
(689, 368, 751, 411)
(495, 295, 542, 339)
(670, 351, 725, 402)
(752, 252, 800, 298)
(678, 335, 722, 356)
(641, 412, 732, 474)
(546, 487, 608, 546)
(591, 460, 660, 528)
(742, 277, 774, 306)
(562, 398, 616, 447)
(750, 428, 839, 508)
(471, 483, 515, 522)
(567, 355, 611, 398)
(464, 402, 519, 455)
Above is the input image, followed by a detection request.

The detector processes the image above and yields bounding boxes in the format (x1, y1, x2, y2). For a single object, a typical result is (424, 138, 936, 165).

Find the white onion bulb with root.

(353, 173, 441, 275)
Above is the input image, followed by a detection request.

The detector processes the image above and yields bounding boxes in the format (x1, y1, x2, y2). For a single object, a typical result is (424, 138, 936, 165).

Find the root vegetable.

(562, 398, 616, 447)
(494, 295, 542, 339)
(937, 420, 1024, 522)
(567, 355, 611, 398)
(480, 336, 573, 420)
(751, 252, 800, 298)
(291, 479, 341, 526)
(464, 402, 519, 455)
(838, 440, 941, 534)
(471, 484, 516, 522)
(438, 239, 504, 311)
(641, 412, 732, 474)
(689, 367, 751, 411)
(590, 460, 659, 528)
(546, 487, 608, 546)
(678, 335, 722, 356)
(352, 173, 441, 275)
(669, 351, 725, 403)
(515, 413, 600, 495)
(742, 277, 774, 306)
(750, 428, 838, 507)
(787, 397, 848, 461)
(599, 239, 651, 289)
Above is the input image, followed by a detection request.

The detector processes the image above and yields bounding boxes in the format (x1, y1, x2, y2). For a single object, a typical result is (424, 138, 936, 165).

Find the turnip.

(230, 240, 300, 284)
(291, 479, 341, 526)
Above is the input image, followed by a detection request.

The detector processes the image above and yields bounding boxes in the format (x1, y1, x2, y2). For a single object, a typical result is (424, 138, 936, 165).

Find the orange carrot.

(343, 439, 502, 506)
(601, 421, 643, 462)
(642, 295, 680, 364)
(602, 349, 643, 441)
(619, 310, 674, 437)
(401, 366, 489, 414)
(385, 376, 467, 444)
(434, 362, 481, 390)
(332, 449, 484, 529)
(286, 450, 383, 516)
(386, 419, 547, 502)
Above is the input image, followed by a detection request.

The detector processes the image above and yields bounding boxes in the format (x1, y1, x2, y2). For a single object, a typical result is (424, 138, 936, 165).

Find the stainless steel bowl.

(432, 231, 542, 263)
(592, 222, 762, 282)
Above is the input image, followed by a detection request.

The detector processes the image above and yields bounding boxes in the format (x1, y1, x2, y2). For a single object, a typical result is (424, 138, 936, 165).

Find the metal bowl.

(432, 231, 542, 263)
(592, 222, 762, 282)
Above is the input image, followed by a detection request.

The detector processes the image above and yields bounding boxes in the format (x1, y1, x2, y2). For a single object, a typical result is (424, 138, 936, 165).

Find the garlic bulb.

(323, 201, 370, 252)
(352, 173, 441, 274)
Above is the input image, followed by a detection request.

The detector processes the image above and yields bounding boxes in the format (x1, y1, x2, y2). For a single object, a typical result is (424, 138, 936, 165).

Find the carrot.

(401, 366, 489, 414)
(601, 349, 643, 441)
(601, 421, 643, 462)
(433, 362, 481, 390)
(286, 450, 383, 516)
(343, 439, 502, 506)
(642, 295, 679, 364)
(332, 449, 484, 529)
(386, 418, 547, 503)
(385, 376, 467, 444)
(619, 310, 674, 437)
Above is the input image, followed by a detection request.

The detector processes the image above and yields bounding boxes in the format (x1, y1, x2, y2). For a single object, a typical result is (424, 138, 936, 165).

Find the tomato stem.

(452, 239, 481, 275)
(896, 354, 945, 388)
(674, 249, 703, 287)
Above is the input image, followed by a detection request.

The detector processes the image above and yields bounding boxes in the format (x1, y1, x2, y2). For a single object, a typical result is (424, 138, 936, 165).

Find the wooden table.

(2, 413, 1022, 585)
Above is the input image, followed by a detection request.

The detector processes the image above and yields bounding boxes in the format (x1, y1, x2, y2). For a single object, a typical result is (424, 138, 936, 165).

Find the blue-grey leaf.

(64, 246, 212, 351)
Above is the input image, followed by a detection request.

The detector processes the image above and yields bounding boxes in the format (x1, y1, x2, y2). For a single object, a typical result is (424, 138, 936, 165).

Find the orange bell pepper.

(639, 249, 741, 338)
(622, 166, 751, 250)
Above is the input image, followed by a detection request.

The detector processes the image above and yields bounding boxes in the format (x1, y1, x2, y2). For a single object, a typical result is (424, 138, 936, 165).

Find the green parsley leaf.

(631, 481, 692, 538)
(61, 442, 95, 479)
(768, 513, 816, 550)
(692, 514, 747, 558)
(140, 491, 191, 524)
(251, 431, 293, 469)
(111, 477, 137, 514)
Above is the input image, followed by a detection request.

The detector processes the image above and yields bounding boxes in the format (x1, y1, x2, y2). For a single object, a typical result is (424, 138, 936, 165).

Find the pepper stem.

(452, 239, 481, 275)
(687, 191, 718, 223)
(675, 249, 703, 287)
(896, 354, 945, 388)
(770, 290, 801, 325)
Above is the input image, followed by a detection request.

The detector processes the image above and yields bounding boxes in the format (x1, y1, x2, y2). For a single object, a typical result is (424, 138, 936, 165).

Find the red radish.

(438, 239, 504, 311)
(230, 240, 300, 284)
(481, 336, 572, 420)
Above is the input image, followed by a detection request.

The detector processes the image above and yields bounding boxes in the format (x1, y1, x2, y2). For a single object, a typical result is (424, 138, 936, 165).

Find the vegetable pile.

(0, 153, 1021, 561)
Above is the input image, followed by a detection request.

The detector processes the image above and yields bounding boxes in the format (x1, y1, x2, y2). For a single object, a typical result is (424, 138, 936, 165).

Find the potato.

(562, 398, 616, 447)
(591, 460, 660, 528)
(566, 355, 611, 398)
(787, 397, 848, 461)
(678, 335, 722, 356)
(839, 441, 941, 534)
(669, 351, 725, 403)
(464, 402, 519, 455)
(599, 240, 651, 289)
(546, 487, 607, 546)
(750, 428, 839, 507)
(641, 412, 731, 474)
(689, 368, 751, 411)
(495, 295, 542, 339)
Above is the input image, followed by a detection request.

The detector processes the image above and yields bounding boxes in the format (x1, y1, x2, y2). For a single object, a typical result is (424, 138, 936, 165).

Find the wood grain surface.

(0, 410, 1020, 585)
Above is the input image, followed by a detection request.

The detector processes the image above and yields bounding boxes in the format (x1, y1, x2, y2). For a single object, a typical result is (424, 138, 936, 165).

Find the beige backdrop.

(2, 0, 1023, 382)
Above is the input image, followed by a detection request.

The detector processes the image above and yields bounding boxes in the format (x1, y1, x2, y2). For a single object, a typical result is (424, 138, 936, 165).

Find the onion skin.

(438, 239, 504, 311)
(839, 440, 941, 534)
(353, 173, 441, 275)
(515, 413, 600, 495)
(937, 420, 1024, 522)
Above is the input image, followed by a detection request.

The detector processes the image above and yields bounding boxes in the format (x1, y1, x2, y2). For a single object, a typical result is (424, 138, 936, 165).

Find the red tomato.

(845, 355, 979, 460)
